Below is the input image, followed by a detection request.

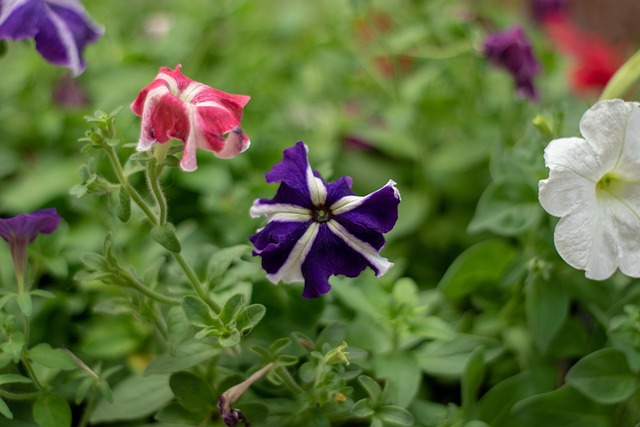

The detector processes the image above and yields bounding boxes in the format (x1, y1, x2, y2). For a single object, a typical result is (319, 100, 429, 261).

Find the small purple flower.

(0, 0, 103, 76)
(0, 208, 61, 285)
(483, 26, 541, 101)
(250, 142, 400, 298)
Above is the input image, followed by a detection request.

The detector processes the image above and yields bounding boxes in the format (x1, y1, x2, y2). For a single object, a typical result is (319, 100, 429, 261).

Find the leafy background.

(1, 0, 639, 426)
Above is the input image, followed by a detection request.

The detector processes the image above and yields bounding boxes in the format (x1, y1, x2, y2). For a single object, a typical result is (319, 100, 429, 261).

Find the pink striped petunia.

(131, 65, 251, 172)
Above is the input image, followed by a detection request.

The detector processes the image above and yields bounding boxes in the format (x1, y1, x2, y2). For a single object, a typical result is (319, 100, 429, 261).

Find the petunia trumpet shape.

(131, 65, 251, 172)
(539, 99, 640, 280)
(0, 208, 61, 287)
(0, 0, 103, 76)
(483, 26, 541, 101)
(250, 142, 400, 298)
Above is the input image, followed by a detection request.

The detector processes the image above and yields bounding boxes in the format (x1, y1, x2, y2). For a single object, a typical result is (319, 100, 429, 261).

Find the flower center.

(312, 206, 332, 223)
(596, 172, 618, 191)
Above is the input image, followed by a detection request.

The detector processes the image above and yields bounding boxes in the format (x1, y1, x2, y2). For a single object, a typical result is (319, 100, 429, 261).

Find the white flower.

(539, 99, 640, 280)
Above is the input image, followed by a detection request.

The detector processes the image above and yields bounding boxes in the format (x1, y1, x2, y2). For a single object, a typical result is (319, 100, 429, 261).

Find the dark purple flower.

(0, 0, 103, 76)
(0, 208, 61, 285)
(250, 142, 400, 298)
(483, 26, 541, 101)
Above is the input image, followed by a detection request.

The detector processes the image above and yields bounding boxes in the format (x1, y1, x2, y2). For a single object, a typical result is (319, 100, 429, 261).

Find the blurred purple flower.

(0, 0, 103, 76)
(250, 142, 400, 298)
(0, 208, 61, 285)
(483, 26, 541, 101)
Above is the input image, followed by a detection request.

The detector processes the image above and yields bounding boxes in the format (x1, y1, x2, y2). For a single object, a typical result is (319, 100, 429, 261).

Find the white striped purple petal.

(250, 141, 400, 298)
(0, 0, 103, 76)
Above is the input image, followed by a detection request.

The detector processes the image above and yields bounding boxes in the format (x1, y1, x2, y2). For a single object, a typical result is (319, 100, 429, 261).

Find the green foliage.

(0, 0, 637, 425)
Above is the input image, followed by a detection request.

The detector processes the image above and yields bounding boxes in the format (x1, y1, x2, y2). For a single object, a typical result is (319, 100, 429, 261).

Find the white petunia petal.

(266, 222, 320, 284)
(612, 102, 640, 181)
(579, 99, 631, 173)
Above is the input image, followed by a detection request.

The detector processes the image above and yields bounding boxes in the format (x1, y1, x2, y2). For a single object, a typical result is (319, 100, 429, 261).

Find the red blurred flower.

(542, 13, 625, 93)
(131, 65, 251, 172)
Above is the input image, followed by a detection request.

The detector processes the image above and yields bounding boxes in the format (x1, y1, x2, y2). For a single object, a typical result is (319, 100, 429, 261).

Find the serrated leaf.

(33, 394, 71, 427)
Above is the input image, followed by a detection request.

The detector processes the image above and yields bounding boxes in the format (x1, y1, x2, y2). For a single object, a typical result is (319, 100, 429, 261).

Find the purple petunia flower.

(483, 26, 541, 101)
(0, 0, 103, 76)
(0, 208, 61, 285)
(249, 142, 400, 298)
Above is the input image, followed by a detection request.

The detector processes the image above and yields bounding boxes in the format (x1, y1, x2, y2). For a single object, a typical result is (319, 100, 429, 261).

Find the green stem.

(105, 146, 158, 226)
(146, 159, 168, 225)
(600, 47, 640, 100)
(119, 269, 181, 305)
(105, 144, 222, 312)
(77, 385, 98, 427)
(172, 252, 221, 313)
(274, 365, 303, 395)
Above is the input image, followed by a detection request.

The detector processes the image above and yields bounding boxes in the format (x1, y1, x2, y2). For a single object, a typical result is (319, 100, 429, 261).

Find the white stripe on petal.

(250, 201, 311, 219)
(0, 0, 30, 24)
(326, 220, 393, 276)
(301, 144, 326, 206)
(157, 73, 179, 96)
(44, 5, 81, 75)
(180, 104, 199, 171)
(330, 180, 399, 215)
(180, 82, 203, 103)
(267, 222, 320, 284)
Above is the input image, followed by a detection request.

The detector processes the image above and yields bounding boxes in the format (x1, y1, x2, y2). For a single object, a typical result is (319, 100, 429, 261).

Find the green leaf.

(373, 352, 421, 407)
(566, 348, 636, 404)
(477, 371, 551, 427)
(166, 306, 191, 355)
(237, 304, 266, 333)
(377, 405, 415, 426)
(90, 374, 173, 423)
(207, 245, 250, 284)
(525, 275, 569, 353)
(358, 376, 382, 402)
(150, 223, 182, 253)
(33, 394, 71, 427)
(438, 239, 516, 299)
(511, 385, 609, 427)
(0, 397, 11, 419)
(409, 316, 456, 341)
(116, 187, 131, 223)
(351, 399, 375, 418)
(16, 293, 32, 317)
(218, 329, 241, 347)
(220, 293, 245, 325)
(169, 371, 215, 413)
(468, 179, 542, 236)
(145, 340, 219, 375)
(416, 335, 498, 378)
(155, 401, 204, 424)
(182, 295, 216, 328)
(461, 346, 485, 419)
(29, 344, 77, 370)
(0, 374, 31, 386)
